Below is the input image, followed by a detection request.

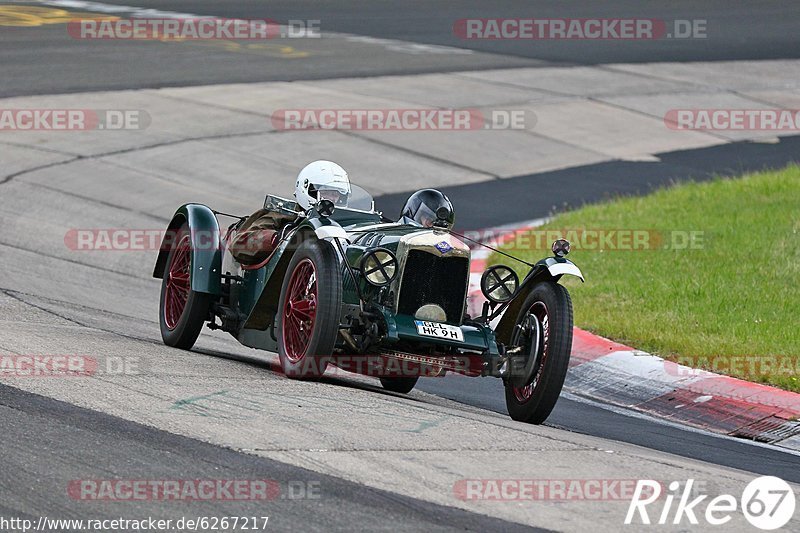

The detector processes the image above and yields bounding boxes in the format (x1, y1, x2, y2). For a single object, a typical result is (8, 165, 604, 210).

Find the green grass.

(496, 165, 800, 391)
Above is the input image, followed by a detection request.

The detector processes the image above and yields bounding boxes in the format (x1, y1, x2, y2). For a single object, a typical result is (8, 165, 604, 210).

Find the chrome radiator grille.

(396, 249, 469, 324)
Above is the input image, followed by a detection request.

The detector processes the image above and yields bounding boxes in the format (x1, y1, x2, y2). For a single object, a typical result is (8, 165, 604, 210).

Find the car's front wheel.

(277, 239, 342, 378)
(504, 281, 573, 424)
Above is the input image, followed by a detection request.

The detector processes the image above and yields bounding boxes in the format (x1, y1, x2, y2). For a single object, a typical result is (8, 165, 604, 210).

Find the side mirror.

(480, 265, 519, 303)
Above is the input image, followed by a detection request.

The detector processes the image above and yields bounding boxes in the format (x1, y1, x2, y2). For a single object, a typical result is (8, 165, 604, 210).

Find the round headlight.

(552, 238, 570, 257)
(480, 265, 519, 303)
(360, 248, 398, 287)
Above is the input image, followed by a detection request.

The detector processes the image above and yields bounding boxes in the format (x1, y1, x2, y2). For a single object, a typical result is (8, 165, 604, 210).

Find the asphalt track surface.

(82, 0, 800, 64)
(0, 383, 543, 532)
(2, 1, 800, 531)
(2, 0, 800, 96)
(415, 378, 800, 485)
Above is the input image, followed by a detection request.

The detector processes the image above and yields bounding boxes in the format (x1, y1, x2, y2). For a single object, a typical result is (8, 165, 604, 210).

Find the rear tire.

(277, 239, 342, 378)
(379, 377, 419, 394)
(504, 281, 572, 424)
(159, 222, 211, 349)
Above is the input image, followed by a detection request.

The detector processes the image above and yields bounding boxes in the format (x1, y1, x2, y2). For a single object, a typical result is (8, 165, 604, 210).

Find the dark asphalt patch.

(376, 134, 800, 230)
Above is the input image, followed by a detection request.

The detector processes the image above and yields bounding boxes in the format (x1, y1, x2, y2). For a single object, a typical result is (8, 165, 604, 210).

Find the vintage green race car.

(153, 185, 583, 424)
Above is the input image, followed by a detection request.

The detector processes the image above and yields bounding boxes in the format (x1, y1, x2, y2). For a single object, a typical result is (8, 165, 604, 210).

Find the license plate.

(414, 320, 464, 342)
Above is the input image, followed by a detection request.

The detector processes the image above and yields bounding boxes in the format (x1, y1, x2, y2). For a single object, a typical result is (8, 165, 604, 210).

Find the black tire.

(504, 281, 573, 424)
(159, 222, 212, 349)
(379, 376, 419, 394)
(277, 239, 342, 378)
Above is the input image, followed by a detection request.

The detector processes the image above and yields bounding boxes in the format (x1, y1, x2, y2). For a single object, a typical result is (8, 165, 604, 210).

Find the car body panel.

(153, 203, 222, 295)
(389, 312, 496, 352)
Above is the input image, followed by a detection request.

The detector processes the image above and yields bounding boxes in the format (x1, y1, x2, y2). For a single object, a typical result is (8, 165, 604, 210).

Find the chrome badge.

(435, 241, 453, 254)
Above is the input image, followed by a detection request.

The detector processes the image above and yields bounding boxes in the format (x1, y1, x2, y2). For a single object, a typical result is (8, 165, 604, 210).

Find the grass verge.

(495, 165, 800, 391)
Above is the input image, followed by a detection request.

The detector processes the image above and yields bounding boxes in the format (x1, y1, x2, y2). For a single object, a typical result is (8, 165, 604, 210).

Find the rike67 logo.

(626, 477, 796, 530)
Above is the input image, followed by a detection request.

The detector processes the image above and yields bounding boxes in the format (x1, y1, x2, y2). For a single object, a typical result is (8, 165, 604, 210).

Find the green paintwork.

(386, 310, 498, 353)
(330, 209, 382, 227)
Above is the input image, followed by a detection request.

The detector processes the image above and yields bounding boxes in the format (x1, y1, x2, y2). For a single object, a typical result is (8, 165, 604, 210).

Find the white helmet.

(294, 160, 352, 210)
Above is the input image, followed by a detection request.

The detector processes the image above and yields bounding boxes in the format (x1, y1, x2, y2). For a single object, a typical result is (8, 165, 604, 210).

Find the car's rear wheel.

(159, 222, 211, 349)
(379, 376, 419, 394)
(277, 239, 342, 378)
(504, 281, 572, 424)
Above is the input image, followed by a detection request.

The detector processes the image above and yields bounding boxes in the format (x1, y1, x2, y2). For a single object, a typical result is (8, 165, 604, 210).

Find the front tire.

(277, 239, 342, 378)
(504, 281, 573, 424)
(159, 222, 212, 349)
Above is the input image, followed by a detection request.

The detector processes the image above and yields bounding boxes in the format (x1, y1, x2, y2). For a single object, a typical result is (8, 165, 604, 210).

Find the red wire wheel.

(281, 258, 318, 362)
(277, 239, 342, 379)
(504, 281, 573, 424)
(159, 223, 211, 349)
(164, 234, 192, 330)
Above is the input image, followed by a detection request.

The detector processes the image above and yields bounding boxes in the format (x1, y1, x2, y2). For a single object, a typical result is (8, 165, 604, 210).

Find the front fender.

(152, 203, 222, 295)
(493, 257, 583, 344)
(540, 257, 584, 282)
